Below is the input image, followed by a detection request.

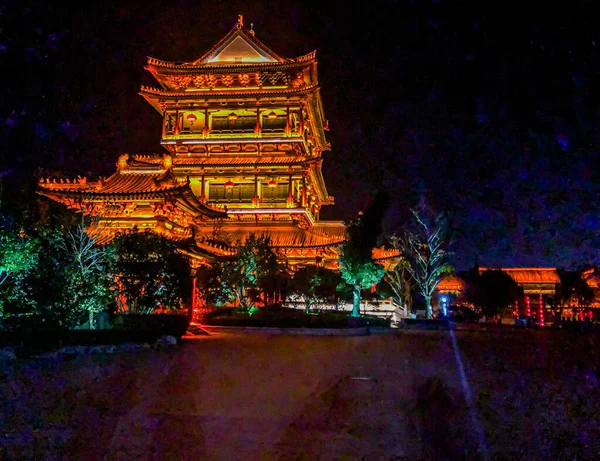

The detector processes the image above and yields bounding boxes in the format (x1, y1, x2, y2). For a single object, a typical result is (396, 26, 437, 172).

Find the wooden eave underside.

(305, 89, 328, 151)
(307, 160, 331, 204)
(198, 221, 346, 249)
(129, 155, 310, 169)
(139, 83, 318, 103)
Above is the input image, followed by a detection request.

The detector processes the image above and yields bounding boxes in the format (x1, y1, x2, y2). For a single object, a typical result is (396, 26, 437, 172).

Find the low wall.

(200, 325, 370, 336)
(282, 300, 397, 319)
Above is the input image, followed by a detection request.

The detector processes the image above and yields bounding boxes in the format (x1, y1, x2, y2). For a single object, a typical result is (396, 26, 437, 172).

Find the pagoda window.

(165, 113, 177, 135)
(211, 116, 256, 134)
(181, 112, 201, 134)
(208, 183, 254, 202)
(261, 183, 289, 201)
(261, 115, 286, 134)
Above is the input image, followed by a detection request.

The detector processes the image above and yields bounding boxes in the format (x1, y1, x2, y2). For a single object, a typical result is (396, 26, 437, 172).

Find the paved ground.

(2, 329, 599, 460)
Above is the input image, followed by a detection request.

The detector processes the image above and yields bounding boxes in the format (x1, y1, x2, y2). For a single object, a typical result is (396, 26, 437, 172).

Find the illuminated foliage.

(0, 227, 39, 316)
(289, 266, 345, 314)
(403, 204, 452, 318)
(339, 192, 388, 317)
(58, 223, 114, 328)
(111, 232, 191, 314)
(201, 234, 280, 313)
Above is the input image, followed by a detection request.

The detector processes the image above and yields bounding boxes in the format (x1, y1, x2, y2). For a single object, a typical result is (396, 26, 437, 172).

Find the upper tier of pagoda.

(140, 15, 329, 157)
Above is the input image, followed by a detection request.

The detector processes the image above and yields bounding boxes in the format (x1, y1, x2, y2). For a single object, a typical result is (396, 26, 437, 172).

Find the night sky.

(2, 0, 600, 269)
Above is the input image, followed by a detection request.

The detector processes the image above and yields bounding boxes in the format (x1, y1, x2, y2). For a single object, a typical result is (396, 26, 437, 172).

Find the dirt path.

(2, 330, 598, 460)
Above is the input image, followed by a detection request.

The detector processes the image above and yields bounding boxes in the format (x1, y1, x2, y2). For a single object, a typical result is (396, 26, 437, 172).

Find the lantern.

(267, 111, 278, 119)
(228, 112, 238, 124)
(187, 114, 197, 125)
(224, 180, 235, 191)
(268, 179, 278, 188)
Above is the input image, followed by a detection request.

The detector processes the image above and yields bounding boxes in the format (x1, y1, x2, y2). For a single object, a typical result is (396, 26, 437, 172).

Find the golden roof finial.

(237, 14, 244, 28)
(249, 22, 255, 36)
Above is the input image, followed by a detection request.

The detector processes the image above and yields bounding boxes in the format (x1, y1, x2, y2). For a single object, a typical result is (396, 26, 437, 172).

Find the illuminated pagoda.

(39, 15, 345, 267)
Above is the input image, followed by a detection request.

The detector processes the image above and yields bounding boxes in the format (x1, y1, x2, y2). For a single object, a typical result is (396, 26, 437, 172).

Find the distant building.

(480, 268, 560, 297)
(436, 274, 467, 295)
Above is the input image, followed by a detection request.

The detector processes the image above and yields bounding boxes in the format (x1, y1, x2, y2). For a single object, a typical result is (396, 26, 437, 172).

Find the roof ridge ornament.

(237, 14, 244, 29)
(249, 23, 255, 36)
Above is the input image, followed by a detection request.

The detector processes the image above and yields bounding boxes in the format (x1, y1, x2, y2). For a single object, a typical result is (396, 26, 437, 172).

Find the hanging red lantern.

(187, 113, 197, 124)
(267, 111, 278, 119)
(224, 180, 235, 191)
(267, 179, 278, 188)
(228, 112, 238, 124)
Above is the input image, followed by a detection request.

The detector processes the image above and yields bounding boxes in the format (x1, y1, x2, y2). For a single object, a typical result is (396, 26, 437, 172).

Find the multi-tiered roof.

(39, 16, 346, 267)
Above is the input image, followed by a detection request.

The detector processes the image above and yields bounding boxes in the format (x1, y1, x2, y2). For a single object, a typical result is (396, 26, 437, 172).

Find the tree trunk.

(425, 296, 433, 319)
(305, 299, 312, 315)
(89, 310, 95, 330)
(351, 285, 361, 317)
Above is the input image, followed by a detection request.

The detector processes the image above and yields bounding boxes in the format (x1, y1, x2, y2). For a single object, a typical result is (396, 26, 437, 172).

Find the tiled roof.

(480, 268, 561, 284)
(39, 171, 187, 197)
(205, 222, 346, 249)
(436, 274, 467, 292)
(372, 248, 400, 261)
(38, 170, 227, 218)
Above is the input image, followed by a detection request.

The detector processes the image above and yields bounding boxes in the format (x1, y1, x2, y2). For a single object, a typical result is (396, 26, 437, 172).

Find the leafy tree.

(384, 235, 414, 315)
(289, 266, 344, 314)
(339, 191, 388, 317)
(58, 223, 114, 328)
(202, 234, 280, 313)
(0, 226, 39, 316)
(111, 232, 191, 314)
(404, 205, 452, 319)
(259, 266, 291, 306)
(473, 270, 522, 317)
(558, 270, 595, 310)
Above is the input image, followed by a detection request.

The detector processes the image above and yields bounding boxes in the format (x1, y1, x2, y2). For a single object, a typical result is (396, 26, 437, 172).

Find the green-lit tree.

(0, 226, 39, 317)
(289, 266, 344, 314)
(111, 232, 191, 314)
(202, 234, 280, 313)
(404, 206, 452, 319)
(339, 192, 388, 317)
